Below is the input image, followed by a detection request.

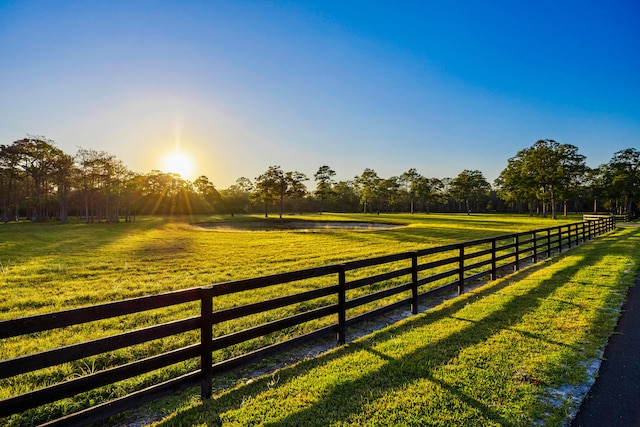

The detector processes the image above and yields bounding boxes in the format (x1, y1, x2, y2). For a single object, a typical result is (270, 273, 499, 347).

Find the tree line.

(0, 136, 637, 223)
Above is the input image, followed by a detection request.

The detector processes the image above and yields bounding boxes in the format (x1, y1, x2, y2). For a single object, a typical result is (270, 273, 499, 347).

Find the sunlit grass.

(0, 213, 595, 425)
(180, 227, 638, 427)
(0, 213, 578, 318)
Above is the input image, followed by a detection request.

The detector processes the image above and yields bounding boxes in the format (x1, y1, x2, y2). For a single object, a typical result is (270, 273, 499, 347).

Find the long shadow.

(174, 228, 637, 427)
(270, 272, 568, 425)
(206, 242, 609, 425)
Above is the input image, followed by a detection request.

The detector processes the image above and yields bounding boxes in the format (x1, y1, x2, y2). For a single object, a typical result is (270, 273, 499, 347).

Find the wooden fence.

(583, 213, 634, 223)
(0, 217, 616, 426)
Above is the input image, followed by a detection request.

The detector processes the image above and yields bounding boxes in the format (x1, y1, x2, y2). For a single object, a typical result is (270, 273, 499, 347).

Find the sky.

(1, 0, 639, 188)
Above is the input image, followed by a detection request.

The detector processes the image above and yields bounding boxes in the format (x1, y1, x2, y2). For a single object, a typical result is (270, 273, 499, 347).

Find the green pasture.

(0, 213, 579, 318)
(156, 225, 640, 427)
(2, 213, 635, 426)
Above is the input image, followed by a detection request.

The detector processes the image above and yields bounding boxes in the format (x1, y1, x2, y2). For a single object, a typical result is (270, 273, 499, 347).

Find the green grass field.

(199, 227, 639, 427)
(1, 213, 637, 426)
(0, 213, 579, 318)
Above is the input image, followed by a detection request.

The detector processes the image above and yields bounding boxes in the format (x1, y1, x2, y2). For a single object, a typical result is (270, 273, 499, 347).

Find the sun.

(162, 150, 195, 179)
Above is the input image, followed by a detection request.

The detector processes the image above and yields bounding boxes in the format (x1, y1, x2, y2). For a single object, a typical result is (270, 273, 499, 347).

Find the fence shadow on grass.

(168, 234, 629, 427)
(263, 268, 570, 425)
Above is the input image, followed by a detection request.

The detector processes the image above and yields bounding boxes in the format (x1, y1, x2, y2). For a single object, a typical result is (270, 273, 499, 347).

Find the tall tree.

(414, 176, 437, 213)
(0, 143, 23, 222)
(354, 168, 380, 214)
(607, 148, 640, 215)
(400, 168, 422, 214)
(13, 136, 64, 222)
(499, 139, 586, 219)
(52, 152, 75, 223)
(254, 166, 284, 218)
(583, 166, 607, 213)
(378, 176, 403, 212)
(314, 165, 336, 213)
(495, 155, 537, 214)
(220, 177, 253, 215)
(76, 148, 127, 222)
(332, 180, 358, 212)
(426, 178, 446, 212)
(193, 175, 221, 214)
(285, 171, 309, 215)
(450, 169, 491, 214)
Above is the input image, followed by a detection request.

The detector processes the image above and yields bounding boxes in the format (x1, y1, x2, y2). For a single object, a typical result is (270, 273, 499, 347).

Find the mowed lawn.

(1, 213, 638, 426)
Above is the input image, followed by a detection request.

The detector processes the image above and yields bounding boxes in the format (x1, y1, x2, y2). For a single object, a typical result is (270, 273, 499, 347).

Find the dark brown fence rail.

(583, 213, 634, 223)
(0, 217, 616, 426)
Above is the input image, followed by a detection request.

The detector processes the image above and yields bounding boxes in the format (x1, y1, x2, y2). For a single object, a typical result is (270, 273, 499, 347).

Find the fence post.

(533, 231, 538, 264)
(514, 234, 520, 272)
(567, 224, 572, 249)
(546, 229, 551, 258)
(200, 286, 213, 399)
(491, 238, 497, 281)
(411, 252, 418, 315)
(558, 226, 563, 253)
(458, 244, 465, 295)
(337, 265, 346, 346)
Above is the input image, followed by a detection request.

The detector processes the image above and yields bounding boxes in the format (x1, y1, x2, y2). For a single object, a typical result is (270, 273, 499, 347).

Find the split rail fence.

(0, 217, 616, 426)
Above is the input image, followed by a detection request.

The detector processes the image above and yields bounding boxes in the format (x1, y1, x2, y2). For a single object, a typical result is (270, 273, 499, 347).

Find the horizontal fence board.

(0, 344, 201, 418)
(209, 265, 341, 296)
(0, 288, 202, 339)
(496, 242, 516, 251)
(417, 256, 459, 272)
(519, 237, 534, 246)
(211, 305, 338, 351)
(517, 246, 534, 255)
(346, 267, 413, 290)
(212, 285, 339, 323)
(0, 317, 201, 379)
(463, 247, 493, 260)
(417, 269, 459, 287)
(41, 371, 201, 427)
(210, 324, 337, 377)
(534, 242, 548, 252)
(463, 258, 493, 272)
(463, 236, 495, 246)
(415, 243, 460, 257)
(343, 251, 413, 270)
(495, 253, 514, 263)
(345, 282, 413, 310)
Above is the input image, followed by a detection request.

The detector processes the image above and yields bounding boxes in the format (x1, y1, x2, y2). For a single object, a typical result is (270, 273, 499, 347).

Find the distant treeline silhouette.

(0, 136, 637, 222)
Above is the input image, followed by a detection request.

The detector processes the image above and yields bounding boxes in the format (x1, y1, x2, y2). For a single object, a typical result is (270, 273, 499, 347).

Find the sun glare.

(163, 150, 195, 179)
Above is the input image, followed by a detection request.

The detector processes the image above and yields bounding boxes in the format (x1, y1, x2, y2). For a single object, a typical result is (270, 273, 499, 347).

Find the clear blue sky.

(1, 0, 638, 187)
